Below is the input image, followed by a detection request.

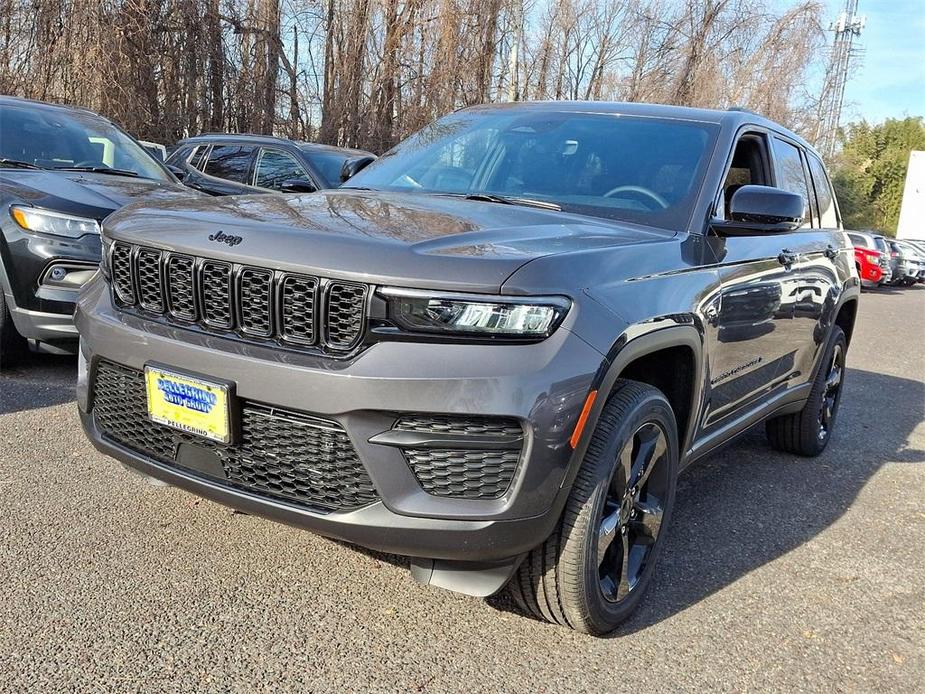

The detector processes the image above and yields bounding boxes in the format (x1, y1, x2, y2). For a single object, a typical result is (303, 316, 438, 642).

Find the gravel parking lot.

(1, 287, 923, 692)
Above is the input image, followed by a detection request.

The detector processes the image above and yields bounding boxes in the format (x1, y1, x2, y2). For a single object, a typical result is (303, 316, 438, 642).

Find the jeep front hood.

(103, 189, 668, 293)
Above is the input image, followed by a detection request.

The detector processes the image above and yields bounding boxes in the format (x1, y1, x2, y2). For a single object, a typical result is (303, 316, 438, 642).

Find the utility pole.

(818, 0, 866, 159)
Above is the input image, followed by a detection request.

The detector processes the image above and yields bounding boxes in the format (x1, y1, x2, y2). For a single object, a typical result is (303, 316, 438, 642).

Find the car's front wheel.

(509, 380, 679, 634)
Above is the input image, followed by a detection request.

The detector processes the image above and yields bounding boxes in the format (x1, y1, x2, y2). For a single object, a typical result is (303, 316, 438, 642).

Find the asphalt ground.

(1, 286, 923, 692)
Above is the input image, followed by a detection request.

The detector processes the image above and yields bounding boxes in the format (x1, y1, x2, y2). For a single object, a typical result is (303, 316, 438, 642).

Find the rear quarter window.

(807, 154, 839, 228)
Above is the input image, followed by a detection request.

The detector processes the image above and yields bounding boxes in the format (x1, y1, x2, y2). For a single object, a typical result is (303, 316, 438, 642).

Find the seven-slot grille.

(91, 360, 379, 512)
(108, 241, 368, 352)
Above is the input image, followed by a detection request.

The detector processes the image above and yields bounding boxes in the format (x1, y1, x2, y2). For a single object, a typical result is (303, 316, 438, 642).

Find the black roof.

(178, 132, 372, 157)
(0, 94, 98, 116)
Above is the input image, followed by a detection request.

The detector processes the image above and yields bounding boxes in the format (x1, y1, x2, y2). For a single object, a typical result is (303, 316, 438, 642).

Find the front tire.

(766, 325, 846, 456)
(509, 380, 679, 634)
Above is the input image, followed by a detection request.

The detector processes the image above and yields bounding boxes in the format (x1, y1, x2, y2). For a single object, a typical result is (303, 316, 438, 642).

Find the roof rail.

(196, 132, 293, 142)
(726, 106, 759, 115)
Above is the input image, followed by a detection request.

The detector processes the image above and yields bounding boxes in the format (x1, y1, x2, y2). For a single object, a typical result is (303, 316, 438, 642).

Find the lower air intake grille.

(395, 415, 523, 438)
(404, 449, 521, 499)
(393, 414, 523, 499)
(91, 361, 378, 512)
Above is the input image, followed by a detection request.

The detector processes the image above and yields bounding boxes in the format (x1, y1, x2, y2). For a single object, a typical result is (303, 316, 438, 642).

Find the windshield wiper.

(53, 166, 140, 178)
(0, 158, 41, 169)
(440, 192, 561, 211)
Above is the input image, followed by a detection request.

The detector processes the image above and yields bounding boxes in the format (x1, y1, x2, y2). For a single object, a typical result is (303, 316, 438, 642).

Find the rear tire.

(766, 325, 846, 456)
(508, 380, 679, 634)
(0, 291, 25, 369)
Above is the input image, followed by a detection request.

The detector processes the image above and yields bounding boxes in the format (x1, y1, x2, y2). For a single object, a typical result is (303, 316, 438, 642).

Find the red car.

(848, 232, 886, 287)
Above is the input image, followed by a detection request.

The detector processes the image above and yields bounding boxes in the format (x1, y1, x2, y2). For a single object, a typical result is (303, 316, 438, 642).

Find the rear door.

(768, 137, 843, 386)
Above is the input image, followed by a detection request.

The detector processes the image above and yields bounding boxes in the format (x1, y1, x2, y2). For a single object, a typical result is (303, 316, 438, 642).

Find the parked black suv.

(166, 134, 375, 196)
(0, 96, 195, 360)
(76, 102, 859, 634)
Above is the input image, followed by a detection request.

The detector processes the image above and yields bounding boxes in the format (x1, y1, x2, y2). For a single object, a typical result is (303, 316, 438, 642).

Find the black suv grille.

(91, 361, 379, 512)
(393, 415, 524, 499)
(108, 242, 368, 353)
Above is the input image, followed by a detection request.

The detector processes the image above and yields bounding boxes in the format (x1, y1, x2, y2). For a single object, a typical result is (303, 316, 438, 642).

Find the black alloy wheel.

(766, 324, 847, 456)
(508, 379, 679, 634)
(817, 341, 844, 443)
(597, 421, 670, 602)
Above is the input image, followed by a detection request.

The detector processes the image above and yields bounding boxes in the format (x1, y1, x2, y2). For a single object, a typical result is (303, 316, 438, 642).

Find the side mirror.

(340, 155, 376, 183)
(166, 164, 187, 182)
(712, 185, 804, 236)
(279, 179, 317, 193)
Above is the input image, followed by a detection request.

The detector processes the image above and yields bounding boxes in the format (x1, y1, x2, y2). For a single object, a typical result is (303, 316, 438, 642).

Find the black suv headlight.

(379, 287, 570, 339)
(10, 205, 100, 238)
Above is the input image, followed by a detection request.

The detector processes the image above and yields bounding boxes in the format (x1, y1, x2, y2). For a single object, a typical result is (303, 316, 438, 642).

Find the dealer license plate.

(144, 366, 231, 444)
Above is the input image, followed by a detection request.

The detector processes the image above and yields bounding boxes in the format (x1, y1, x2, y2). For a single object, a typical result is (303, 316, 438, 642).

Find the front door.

(700, 131, 837, 434)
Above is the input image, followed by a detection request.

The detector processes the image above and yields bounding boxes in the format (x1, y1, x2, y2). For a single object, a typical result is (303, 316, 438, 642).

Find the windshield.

(346, 110, 718, 229)
(0, 103, 171, 181)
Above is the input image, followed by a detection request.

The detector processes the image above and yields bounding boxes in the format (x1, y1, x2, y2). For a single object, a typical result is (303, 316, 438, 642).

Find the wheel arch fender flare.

(563, 322, 705, 493)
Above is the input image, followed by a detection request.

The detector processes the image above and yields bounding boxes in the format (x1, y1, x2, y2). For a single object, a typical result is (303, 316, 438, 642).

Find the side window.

(254, 149, 311, 190)
(719, 133, 770, 219)
(771, 138, 812, 228)
(203, 145, 255, 183)
(807, 153, 839, 228)
(165, 146, 191, 167)
(305, 150, 351, 188)
(189, 145, 208, 170)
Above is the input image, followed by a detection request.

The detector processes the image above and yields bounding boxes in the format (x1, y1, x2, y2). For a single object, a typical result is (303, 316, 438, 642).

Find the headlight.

(99, 234, 112, 279)
(380, 288, 570, 339)
(10, 205, 100, 238)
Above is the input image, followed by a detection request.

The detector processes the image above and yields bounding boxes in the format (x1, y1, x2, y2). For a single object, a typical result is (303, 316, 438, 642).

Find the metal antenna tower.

(818, 0, 866, 158)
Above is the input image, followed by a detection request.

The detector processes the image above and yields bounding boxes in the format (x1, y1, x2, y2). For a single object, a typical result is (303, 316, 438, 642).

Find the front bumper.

(75, 276, 603, 565)
(1, 218, 101, 343)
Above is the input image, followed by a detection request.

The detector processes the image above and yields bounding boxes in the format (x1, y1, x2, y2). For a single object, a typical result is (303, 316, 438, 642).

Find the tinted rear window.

(807, 153, 838, 228)
(203, 145, 255, 183)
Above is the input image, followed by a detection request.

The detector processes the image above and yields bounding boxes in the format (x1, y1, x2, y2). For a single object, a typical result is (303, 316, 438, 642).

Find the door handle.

(824, 244, 838, 260)
(778, 249, 798, 266)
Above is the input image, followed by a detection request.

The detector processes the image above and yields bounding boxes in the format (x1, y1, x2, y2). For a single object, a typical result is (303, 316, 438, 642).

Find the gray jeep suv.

(76, 102, 858, 634)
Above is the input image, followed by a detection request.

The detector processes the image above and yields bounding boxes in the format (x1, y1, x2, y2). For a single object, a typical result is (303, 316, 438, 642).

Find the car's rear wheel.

(766, 325, 846, 456)
(508, 380, 679, 634)
(0, 291, 25, 369)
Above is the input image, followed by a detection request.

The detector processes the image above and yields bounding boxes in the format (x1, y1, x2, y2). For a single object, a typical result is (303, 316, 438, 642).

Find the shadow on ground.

(0, 352, 77, 415)
(487, 367, 924, 633)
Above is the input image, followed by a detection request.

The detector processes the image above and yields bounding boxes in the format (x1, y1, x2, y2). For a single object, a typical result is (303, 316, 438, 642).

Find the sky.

(829, 0, 925, 123)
